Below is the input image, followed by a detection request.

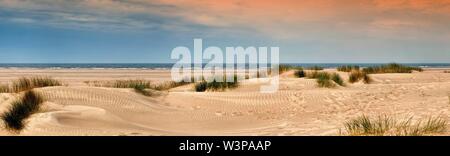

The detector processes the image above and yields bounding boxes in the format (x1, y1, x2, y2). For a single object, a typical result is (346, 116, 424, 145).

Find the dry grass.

(151, 81, 191, 91)
(340, 114, 447, 136)
(362, 63, 423, 74)
(306, 66, 324, 71)
(304, 71, 344, 88)
(195, 75, 239, 92)
(85, 79, 191, 92)
(7, 77, 63, 93)
(349, 70, 372, 84)
(85, 80, 154, 96)
(0, 84, 10, 93)
(331, 73, 345, 86)
(337, 65, 360, 72)
(110, 80, 152, 89)
(317, 76, 336, 88)
(294, 70, 306, 78)
(279, 65, 303, 74)
(1, 90, 44, 131)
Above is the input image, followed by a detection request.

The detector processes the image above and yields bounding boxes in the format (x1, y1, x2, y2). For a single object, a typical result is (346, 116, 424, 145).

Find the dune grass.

(337, 65, 360, 72)
(194, 75, 239, 92)
(294, 70, 306, 78)
(1, 90, 44, 131)
(363, 73, 372, 84)
(0, 84, 10, 93)
(341, 114, 447, 136)
(305, 71, 345, 88)
(339, 63, 420, 84)
(303, 71, 344, 88)
(151, 81, 191, 91)
(349, 70, 372, 84)
(86, 78, 193, 91)
(133, 85, 152, 96)
(316, 74, 335, 88)
(8, 77, 62, 93)
(362, 63, 423, 74)
(110, 80, 152, 89)
(279, 65, 303, 74)
(306, 66, 324, 71)
(86, 80, 154, 96)
(331, 73, 345, 86)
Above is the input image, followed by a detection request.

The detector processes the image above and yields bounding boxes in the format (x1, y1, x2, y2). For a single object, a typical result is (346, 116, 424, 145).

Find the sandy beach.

(0, 68, 449, 136)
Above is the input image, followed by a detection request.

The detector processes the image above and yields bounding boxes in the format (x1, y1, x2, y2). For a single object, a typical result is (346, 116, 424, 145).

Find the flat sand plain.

(0, 68, 449, 136)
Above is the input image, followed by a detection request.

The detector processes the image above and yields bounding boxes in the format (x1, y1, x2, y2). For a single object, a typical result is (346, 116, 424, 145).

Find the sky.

(1, 0, 450, 63)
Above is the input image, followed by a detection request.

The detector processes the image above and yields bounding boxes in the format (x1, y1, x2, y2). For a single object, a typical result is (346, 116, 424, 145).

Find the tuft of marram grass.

(341, 114, 447, 136)
(194, 75, 239, 92)
(151, 81, 190, 91)
(348, 70, 372, 84)
(85, 79, 192, 96)
(315, 72, 335, 88)
(294, 70, 306, 78)
(304, 71, 344, 88)
(0, 84, 10, 93)
(10, 77, 62, 93)
(306, 71, 330, 79)
(337, 65, 360, 72)
(110, 80, 151, 89)
(363, 73, 372, 84)
(317, 77, 335, 88)
(279, 65, 303, 74)
(306, 66, 324, 71)
(1, 90, 44, 131)
(331, 73, 345, 86)
(362, 63, 423, 74)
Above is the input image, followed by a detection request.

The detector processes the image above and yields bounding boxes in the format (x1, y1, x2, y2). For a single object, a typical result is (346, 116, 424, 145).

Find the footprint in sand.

(231, 112, 244, 117)
(215, 111, 225, 116)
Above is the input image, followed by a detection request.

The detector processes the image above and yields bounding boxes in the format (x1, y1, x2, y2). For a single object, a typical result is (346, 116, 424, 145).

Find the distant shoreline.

(0, 63, 449, 69)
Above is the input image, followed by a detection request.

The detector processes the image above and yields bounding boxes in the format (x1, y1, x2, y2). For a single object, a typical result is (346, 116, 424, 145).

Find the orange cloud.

(1, 0, 449, 40)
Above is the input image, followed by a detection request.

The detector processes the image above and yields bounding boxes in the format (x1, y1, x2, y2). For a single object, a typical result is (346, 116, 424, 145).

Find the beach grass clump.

(349, 70, 364, 83)
(86, 79, 192, 95)
(194, 75, 239, 92)
(306, 66, 324, 71)
(341, 115, 447, 136)
(294, 70, 306, 78)
(151, 81, 191, 91)
(304, 71, 344, 88)
(0, 84, 10, 93)
(1, 90, 44, 131)
(11, 77, 62, 93)
(444, 71, 450, 73)
(133, 85, 152, 96)
(194, 81, 208, 92)
(108, 80, 155, 96)
(279, 65, 303, 74)
(331, 73, 345, 86)
(363, 73, 372, 84)
(305, 71, 334, 88)
(111, 80, 152, 89)
(305, 71, 317, 79)
(348, 70, 372, 84)
(337, 65, 360, 72)
(362, 63, 423, 74)
(317, 76, 335, 88)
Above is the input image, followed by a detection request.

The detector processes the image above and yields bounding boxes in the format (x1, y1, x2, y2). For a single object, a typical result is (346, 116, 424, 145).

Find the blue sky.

(1, 0, 450, 63)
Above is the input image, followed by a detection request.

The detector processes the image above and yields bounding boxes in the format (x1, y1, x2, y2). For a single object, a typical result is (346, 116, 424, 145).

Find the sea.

(0, 63, 449, 69)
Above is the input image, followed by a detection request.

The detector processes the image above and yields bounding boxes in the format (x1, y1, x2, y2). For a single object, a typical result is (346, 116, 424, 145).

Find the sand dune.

(0, 68, 449, 136)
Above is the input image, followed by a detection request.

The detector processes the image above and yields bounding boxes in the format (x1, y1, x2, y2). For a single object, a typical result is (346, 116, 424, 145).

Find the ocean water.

(0, 63, 449, 69)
